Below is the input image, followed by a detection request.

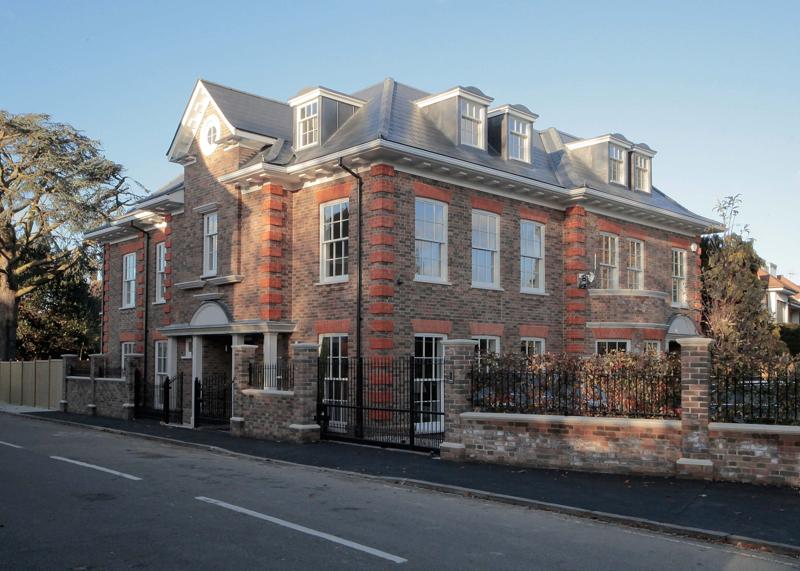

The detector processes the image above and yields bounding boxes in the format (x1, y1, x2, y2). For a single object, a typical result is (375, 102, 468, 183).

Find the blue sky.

(4, 0, 799, 276)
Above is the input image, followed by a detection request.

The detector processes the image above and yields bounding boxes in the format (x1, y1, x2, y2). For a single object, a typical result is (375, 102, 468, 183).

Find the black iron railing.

(68, 360, 91, 377)
(472, 353, 682, 419)
(248, 360, 294, 391)
(317, 356, 446, 452)
(711, 361, 800, 425)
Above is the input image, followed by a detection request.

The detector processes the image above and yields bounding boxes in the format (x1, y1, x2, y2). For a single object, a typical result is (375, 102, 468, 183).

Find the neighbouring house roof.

(84, 175, 185, 241)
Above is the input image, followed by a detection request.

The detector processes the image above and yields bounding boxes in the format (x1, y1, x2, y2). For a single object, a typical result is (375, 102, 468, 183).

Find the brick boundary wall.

(229, 343, 319, 443)
(60, 354, 137, 420)
(441, 337, 800, 487)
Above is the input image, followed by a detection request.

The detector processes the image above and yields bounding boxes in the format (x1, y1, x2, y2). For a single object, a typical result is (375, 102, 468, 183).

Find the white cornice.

(488, 105, 539, 122)
(414, 87, 494, 109)
(288, 87, 366, 109)
(565, 134, 633, 152)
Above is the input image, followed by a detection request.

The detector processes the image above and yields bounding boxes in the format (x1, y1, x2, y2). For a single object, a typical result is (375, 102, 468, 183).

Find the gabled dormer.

(288, 87, 365, 151)
(487, 104, 539, 163)
(415, 86, 494, 151)
(564, 134, 633, 187)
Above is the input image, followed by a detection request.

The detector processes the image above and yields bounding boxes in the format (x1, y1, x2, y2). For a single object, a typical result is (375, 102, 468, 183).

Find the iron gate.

(194, 374, 232, 425)
(134, 371, 184, 424)
(316, 356, 446, 452)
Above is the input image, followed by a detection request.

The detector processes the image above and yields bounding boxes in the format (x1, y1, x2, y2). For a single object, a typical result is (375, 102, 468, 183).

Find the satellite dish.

(586, 271, 596, 284)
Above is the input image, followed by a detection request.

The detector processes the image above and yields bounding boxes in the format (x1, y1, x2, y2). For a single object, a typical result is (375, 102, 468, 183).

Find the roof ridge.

(377, 78, 396, 139)
(199, 79, 289, 108)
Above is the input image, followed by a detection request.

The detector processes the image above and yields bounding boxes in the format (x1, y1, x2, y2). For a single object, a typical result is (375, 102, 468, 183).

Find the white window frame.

(319, 333, 349, 430)
(121, 253, 136, 308)
(202, 212, 218, 277)
(508, 116, 530, 162)
(643, 340, 662, 354)
(520, 220, 545, 294)
(199, 116, 220, 156)
(154, 340, 169, 410)
(414, 198, 448, 283)
(460, 99, 485, 149)
(414, 334, 446, 433)
(181, 338, 193, 360)
(471, 210, 500, 289)
(626, 238, 644, 290)
(595, 340, 630, 354)
(120, 342, 136, 373)
(521, 337, 545, 356)
(671, 249, 688, 307)
(609, 144, 625, 185)
(598, 233, 619, 289)
(319, 199, 350, 283)
(634, 154, 651, 192)
(296, 100, 319, 150)
(155, 242, 167, 304)
(473, 336, 500, 356)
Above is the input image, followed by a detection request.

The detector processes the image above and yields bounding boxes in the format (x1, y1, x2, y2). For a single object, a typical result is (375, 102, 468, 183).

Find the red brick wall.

(710, 424, 800, 487)
(461, 413, 682, 476)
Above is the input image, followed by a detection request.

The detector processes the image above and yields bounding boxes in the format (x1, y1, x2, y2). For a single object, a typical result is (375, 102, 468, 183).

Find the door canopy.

(190, 302, 231, 328)
(667, 314, 698, 337)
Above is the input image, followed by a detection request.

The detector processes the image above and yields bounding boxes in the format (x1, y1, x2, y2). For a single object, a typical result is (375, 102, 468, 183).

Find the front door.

(414, 335, 444, 434)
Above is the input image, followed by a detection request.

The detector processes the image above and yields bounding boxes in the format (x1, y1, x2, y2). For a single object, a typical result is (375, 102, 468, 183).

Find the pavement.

(7, 407, 800, 555)
(2, 413, 798, 570)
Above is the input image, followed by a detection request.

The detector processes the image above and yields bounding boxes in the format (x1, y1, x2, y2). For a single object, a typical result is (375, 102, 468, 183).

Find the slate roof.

(202, 80, 292, 141)
(202, 77, 707, 223)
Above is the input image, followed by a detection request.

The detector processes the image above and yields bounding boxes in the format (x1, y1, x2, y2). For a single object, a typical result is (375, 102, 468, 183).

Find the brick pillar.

(230, 344, 257, 436)
(289, 342, 320, 443)
(440, 339, 478, 461)
(88, 353, 104, 416)
(124, 353, 143, 420)
(676, 337, 714, 479)
(365, 164, 396, 357)
(563, 206, 588, 354)
(259, 183, 286, 322)
(60, 354, 77, 412)
(134, 233, 146, 354)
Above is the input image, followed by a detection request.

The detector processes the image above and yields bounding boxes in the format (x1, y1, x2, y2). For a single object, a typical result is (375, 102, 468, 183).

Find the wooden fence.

(0, 359, 63, 410)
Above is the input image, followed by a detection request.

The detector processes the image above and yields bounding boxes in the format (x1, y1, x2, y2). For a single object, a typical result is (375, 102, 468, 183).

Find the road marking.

(49, 456, 142, 481)
(195, 496, 407, 564)
(0, 441, 23, 449)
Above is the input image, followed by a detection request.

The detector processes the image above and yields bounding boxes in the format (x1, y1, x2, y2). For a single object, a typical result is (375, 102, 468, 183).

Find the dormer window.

(460, 100, 485, 148)
(634, 154, 651, 192)
(508, 117, 530, 162)
(297, 101, 319, 149)
(609, 144, 625, 184)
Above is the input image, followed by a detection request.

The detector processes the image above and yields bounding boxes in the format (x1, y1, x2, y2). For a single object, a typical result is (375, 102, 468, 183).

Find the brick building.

(86, 78, 716, 414)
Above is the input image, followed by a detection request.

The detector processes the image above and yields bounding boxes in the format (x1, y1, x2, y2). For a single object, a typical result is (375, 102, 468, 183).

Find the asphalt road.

(0, 415, 797, 570)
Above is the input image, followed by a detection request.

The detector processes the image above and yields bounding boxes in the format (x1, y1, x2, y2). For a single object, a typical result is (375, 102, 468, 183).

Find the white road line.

(195, 496, 407, 564)
(49, 456, 142, 481)
(0, 441, 23, 449)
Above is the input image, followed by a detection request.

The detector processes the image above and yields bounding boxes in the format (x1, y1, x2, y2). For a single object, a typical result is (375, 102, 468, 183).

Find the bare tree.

(0, 110, 141, 359)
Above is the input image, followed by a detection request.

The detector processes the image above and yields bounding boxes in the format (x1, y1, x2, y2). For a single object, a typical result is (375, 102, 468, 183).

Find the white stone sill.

(461, 412, 681, 430)
(709, 422, 800, 436)
(242, 388, 294, 397)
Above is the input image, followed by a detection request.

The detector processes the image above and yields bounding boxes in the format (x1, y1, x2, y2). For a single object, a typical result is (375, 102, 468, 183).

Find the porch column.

(190, 335, 202, 428)
(263, 332, 278, 364)
(230, 344, 257, 437)
(676, 337, 714, 480)
(289, 342, 320, 443)
(440, 339, 478, 461)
